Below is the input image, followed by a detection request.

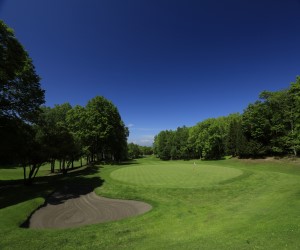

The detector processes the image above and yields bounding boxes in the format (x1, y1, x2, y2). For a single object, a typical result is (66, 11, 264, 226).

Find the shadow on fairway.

(0, 165, 18, 169)
(200, 157, 227, 161)
(116, 160, 139, 166)
(0, 165, 104, 210)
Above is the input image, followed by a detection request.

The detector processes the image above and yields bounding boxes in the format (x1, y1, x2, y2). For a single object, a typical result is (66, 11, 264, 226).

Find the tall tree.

(188, 124, 203, 159)
(0, 21, 45, 178)
(154, 130, 173, 160)
(287, 76, 300, 156)
(66, 105, 90, 164)
(241, 101, 271, 156)
(172, 126, 190, 160)
(67, 97, 128, 163)
(39, 103, 79, 173)
(226, 114, 247, 157)
(0, 20, 44, 123)
(139, 146, 154, 155)
(127, 143, 142, 159)
(153, 76, 300, 160)
(190, 117, 229, 160)
(259, 90, 292, 155)
(85, 96, 128, 161)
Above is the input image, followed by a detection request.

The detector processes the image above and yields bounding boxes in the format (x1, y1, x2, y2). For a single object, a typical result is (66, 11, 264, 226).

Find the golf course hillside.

(1, 156, 300, 249)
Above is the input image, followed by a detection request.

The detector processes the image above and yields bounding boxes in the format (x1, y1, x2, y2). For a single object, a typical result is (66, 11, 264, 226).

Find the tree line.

(154, 77, 300, 160)
(39, 98, 128, 171)
(0, 21, 128, 184)
(127, 143, 153, 159)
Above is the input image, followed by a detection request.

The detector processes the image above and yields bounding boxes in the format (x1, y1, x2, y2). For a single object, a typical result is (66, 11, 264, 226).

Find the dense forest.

(0, 21, 128, 184)
(154, 77, 300, 160)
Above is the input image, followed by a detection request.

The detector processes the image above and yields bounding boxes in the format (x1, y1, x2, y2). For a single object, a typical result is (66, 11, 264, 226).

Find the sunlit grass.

(110, 161, 242, 188)
(1, 156, 300, 249)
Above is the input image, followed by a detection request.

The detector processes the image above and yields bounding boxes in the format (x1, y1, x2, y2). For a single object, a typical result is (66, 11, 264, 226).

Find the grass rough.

(0, 156, 300, 249)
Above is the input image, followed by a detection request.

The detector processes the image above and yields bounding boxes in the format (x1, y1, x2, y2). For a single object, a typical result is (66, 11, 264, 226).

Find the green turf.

(0, 159, 87, 181)
(110, 161, 243, 188)
(1, 156, 300, 249)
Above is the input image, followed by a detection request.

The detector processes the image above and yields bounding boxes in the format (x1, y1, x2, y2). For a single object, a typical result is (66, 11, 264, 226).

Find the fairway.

(110, 162, 243, 188)
(1, 157, 300, 249)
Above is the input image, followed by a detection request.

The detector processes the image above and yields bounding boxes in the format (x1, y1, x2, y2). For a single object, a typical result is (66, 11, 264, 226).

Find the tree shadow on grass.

(0, 165, 104, 210)
(116, 161, 139, 166)
(98, 159, 139, 166)
(199, 157, 227, 161)
(0, 165, 18, 169)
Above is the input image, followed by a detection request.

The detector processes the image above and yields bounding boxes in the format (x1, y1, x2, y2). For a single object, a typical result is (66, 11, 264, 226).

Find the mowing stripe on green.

(110, 163, 243, 188)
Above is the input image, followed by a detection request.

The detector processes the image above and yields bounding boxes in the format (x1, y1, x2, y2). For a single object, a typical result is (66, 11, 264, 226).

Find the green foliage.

(288, 76, 300, 155)
(155, 118, 232, 160)
(153, 130, 172, 160)
(127, 143, 142, 159)
(0, 20, 44, 123)
(37, 103, 80, 174)
(139, 145, 153, 155)
(0, 20, 128, 181)
(195, 117, 229, 159)
(240, 77, 300, 157)
(226, 116, 246, 156)
(0, 20, 46, 183)
(66, 96, 128, 162)
(127, 144, 153, 159)
(154, 76, 300, 160)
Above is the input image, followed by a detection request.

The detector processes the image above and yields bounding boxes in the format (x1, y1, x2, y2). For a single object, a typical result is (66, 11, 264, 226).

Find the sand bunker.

(29, 187, 152, 229)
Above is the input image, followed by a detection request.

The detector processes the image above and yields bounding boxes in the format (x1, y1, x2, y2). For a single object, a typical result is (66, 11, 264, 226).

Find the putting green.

(110, 163, 243, 188)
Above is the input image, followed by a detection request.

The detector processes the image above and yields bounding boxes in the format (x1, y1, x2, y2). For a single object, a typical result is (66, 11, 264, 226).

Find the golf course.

(2, 2, 300, 249)
(1, 156, 300, 249)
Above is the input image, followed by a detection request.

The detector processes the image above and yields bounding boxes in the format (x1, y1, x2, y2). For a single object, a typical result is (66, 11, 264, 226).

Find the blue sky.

(1, 0, 300, 146)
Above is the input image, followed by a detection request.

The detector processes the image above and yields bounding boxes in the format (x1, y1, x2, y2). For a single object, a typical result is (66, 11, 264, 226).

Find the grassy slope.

(0, 157, 300, 249)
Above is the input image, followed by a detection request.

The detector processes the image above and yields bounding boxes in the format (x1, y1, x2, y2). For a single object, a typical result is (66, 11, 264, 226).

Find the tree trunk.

(24, 164, 40, 185)
(290, 118, 297, 156)
(62, 159, 66, 175)
(32, 165, 40, 179)
(23, 165, 27, 184)
(50, 159, 55, 173)
(28, 164, 35, 180)
(91, 154, 94, 163)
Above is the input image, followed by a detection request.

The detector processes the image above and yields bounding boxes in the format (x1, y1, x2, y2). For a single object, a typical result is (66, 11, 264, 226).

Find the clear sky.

(1, 0, 300, 146)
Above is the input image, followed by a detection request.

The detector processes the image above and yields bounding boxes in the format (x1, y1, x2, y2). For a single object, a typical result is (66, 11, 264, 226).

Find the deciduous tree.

(0, 21, 45, 183)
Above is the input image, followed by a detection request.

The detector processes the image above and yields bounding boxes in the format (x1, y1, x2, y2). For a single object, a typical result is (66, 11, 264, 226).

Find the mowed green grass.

(0, 159, 86, 181)
(110, 162, 243, 188)
(1, 156, 300, 249)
